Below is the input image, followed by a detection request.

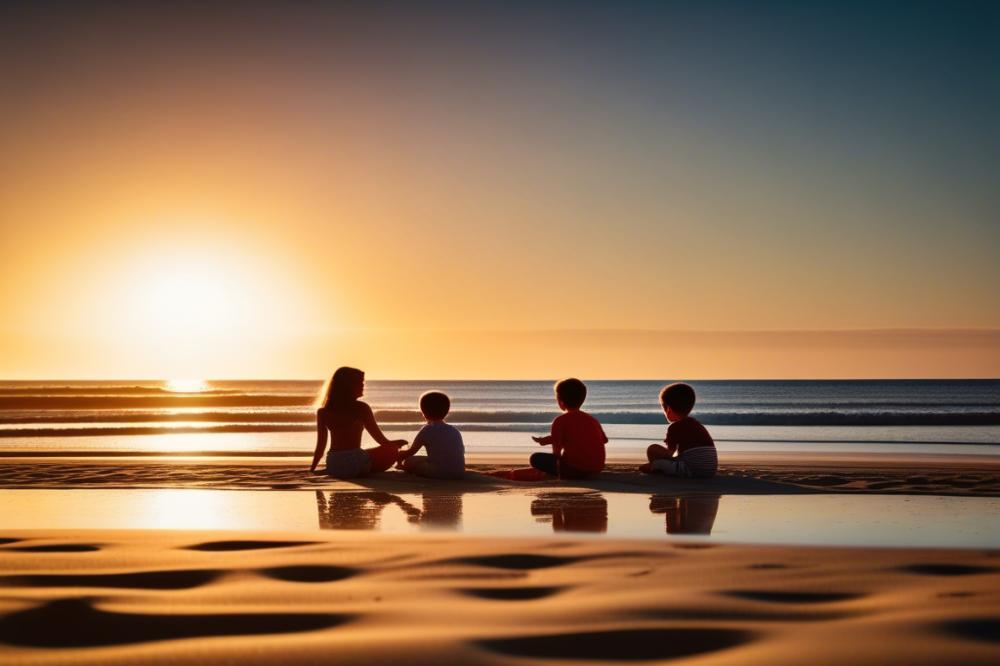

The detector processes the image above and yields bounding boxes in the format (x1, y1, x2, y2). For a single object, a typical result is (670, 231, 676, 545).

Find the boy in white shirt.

(396, 391, 465, 480)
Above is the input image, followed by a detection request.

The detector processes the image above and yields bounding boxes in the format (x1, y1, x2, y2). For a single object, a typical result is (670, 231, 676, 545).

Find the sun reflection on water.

(165, 379, 208, 393)
(139, 489, 230, 529)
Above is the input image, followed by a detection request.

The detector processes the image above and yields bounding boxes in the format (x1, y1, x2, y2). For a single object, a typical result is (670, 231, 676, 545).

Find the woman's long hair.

(316, 366, 364, 411)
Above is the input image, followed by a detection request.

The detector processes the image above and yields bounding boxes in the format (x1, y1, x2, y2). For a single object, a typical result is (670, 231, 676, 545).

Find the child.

(530, 378, 608, 479)
(396, 391, 465, 480)
(640, 382, 717, 478)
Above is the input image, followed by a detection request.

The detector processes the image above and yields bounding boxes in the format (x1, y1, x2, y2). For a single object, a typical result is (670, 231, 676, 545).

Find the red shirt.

(551, 409, 607, 473)
(665, 416, 715, 454)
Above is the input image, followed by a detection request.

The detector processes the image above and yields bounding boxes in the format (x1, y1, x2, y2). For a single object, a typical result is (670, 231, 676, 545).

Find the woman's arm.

(359, 403, 407, 447)
(310, 411, 328, 472)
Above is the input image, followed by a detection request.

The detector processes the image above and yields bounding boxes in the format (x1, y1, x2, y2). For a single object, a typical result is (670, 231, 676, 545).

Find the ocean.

(1, 379, 998, 458)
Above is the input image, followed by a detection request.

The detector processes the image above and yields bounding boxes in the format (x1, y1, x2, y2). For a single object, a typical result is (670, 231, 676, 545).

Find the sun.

(90, 230, 318, 376)
(142, 270, 236, 338)
(119, 247, 259, 348)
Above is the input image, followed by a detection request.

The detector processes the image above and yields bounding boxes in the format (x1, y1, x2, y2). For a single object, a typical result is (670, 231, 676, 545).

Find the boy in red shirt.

(530, 378, 608, 479)
(639, 382, 717, 478)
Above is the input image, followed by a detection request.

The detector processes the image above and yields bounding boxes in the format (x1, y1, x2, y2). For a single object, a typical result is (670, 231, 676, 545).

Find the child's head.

(419, 391, 450, 421)
(659, 382, 696, 422)
(554, 378, 587, 410)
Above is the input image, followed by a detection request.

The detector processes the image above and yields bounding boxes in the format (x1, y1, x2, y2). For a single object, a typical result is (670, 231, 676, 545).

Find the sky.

(1, 1, 998, 379)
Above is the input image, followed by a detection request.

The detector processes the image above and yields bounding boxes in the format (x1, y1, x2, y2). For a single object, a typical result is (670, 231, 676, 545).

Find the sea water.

(1, 380, 998, 458)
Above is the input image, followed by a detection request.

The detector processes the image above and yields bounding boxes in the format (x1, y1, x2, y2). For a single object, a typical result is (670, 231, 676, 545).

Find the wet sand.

(0, 453, 997, 496)
(2, 453, 998, 663)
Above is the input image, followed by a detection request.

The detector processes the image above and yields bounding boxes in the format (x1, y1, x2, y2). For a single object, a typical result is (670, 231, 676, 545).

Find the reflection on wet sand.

(315, 491, 462, 530)
(649, 495, 721, 535)
(419, 493, 462, 528)
(531, 492, 608, 533)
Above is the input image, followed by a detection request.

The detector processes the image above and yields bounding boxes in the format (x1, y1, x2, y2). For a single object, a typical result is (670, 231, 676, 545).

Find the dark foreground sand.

(1, 530, 998, 665)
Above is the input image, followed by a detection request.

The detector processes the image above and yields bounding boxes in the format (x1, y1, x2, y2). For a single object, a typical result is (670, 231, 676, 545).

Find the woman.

(310, 367, 407, 478)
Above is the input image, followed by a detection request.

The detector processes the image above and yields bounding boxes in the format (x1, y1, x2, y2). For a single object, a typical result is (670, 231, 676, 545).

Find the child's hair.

(659, 382, 696, 416)
(554, 378, 587, 409)
(419, 391, 451, 420)
(317, 366, 364, 410)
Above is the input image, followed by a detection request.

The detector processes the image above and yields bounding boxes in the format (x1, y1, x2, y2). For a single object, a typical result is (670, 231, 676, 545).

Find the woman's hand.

(391, 439, 408, 447)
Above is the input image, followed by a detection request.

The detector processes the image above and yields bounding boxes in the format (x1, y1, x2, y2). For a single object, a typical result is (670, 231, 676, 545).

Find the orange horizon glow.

(2, 4, 997, 380)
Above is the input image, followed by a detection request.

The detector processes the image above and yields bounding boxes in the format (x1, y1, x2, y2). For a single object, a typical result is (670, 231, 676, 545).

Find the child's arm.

(533, 415, 563, 447)
(550, 417, 564, 458)
(310, 412, 328, 472)
(397, 439, 424, 461)
(359, 403, 407, 447)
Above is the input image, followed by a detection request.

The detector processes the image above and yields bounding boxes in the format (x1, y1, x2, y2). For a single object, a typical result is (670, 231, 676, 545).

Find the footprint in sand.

(642, 607, 857, 622)
(183, 540, 317, 552)
(403, 571, 529, 581)
(723, 590, 863, 604)
(475, 627, 755, 661)
(1, 569, 222, 590)
(0, 598, 352, 648)
(941, 618, 1000, 644)
(451, 554, 584, 570)
(8, 544, 101, 553)
(897, 564, 997, 576)
(459, 586, 566, 601)
(260, 565, 358, 583)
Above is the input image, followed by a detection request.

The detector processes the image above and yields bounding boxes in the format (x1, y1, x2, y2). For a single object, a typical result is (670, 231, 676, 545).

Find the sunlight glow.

(165, 378, 208, 393)
(139, 489, 229, 529)
(137, 266, 240, 341)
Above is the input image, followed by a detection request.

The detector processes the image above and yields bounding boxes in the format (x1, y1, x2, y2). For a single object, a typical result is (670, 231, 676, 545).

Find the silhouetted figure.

(492, 378, 608, 481)
(397, 391, 466, 480)
(315, 490, 420, 530)
(649, 494, 720, 535)
(310, 367, 407, 478)
(531, 492, 609, 533)
(639, 383, 718, 479)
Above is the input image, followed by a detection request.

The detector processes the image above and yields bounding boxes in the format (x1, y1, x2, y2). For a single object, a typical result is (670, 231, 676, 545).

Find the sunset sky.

(1, 1, 997, 379)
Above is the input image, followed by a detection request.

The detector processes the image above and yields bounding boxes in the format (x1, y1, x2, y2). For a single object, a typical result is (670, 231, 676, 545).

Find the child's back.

(414, 420, 465, 478)
(664, 415, 716, 478)
(552, 409, 606, 473)
(526, 378, 608, 480)
(642, 383, 718, 479)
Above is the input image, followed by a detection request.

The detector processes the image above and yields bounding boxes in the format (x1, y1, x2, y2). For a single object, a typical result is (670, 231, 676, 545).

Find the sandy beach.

(1, 528, 998, 665)
(1, 454, 998, 663)
(1, 454, 997, 496)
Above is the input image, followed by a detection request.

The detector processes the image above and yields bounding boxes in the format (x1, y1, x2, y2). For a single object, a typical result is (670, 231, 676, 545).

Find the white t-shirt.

(414, 421, 465, 477)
